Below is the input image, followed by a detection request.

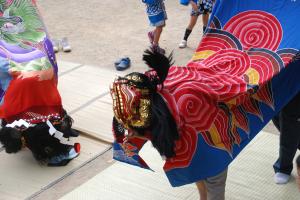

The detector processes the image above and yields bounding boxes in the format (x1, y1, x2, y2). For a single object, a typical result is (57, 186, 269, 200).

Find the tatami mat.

(60, 131, 300, 200)
(0, 136, 109, 200)
(70, 99, 114, 143)
(57, 60, 83, 76)
(60, 143, 197, 200)
(225, 132, 300, 200)
(57, 61, 126, 142)
(0, 61, 116, 199)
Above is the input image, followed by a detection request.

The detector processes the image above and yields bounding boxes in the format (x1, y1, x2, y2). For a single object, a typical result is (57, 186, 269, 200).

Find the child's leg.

(151, 24, 165, 54)
(188, 0, 199, 30)
(188, 15, 199, 30)
(179, 12, 199, 48)
(153, 25, 164, 45)
(200, 0, 214, 33)
(195, 181, 207, 200)
(202, 13, 209, 32)
(184, 1, 200, 41)
(202, 13, 209, 27)
(183, 15, 198, 41)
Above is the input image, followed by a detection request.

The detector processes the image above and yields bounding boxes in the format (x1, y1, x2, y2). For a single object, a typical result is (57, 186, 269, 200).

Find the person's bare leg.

(153, 25, 163, 45)
(202, 13, 209, 27)
(187, 15, 199, 30)
(202, 13, 210, 33)
(179, 15, 199, 48)
(196, 181, 207, 200)
(152, 25, 166, 54)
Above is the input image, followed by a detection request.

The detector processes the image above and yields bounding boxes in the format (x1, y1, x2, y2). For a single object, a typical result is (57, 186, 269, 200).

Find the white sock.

(274, 172, 290, 184)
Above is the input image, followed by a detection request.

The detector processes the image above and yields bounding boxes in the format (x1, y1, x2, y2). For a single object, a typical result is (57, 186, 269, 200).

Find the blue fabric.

(165, 0, 300, 187)
(112, 0, 300, 188)
(0, 57, 11, 105)
(180, 0, 197, 6)
(144, 0, 167, 26)
(142, 0, 157, 5)
(113, 142, 151, 170)
(191, 0, 214, 16)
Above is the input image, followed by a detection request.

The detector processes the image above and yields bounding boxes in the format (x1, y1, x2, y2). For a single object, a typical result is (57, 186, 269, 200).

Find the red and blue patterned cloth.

(117, 0, 300, 187)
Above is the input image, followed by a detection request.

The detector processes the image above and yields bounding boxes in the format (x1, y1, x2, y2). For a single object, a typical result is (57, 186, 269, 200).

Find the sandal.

(148, 31, 155, 45)
(115, 57, 131, 71)
(114, 57, 129, 67)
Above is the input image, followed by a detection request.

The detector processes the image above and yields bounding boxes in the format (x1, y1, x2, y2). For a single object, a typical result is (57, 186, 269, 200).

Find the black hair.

(0, 127, 23, 153)
(143, 49, 174, 86)
(125, 93, 179, 158)
(23, 123, 71, 162)
(149, 92, 179, 158)
(134, 49, 179, 158)
(55, 109, 78, 137)
(0, 110, 76, 163)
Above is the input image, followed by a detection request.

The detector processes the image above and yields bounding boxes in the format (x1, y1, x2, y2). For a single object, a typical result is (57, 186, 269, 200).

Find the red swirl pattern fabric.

(223, 11, 282, 51)
(159, 10, 287, 171)
(112, 1, 300, 187)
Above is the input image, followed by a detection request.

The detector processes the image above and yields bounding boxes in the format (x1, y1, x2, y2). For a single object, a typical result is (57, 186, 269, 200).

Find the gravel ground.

(37, 0, 201, 72)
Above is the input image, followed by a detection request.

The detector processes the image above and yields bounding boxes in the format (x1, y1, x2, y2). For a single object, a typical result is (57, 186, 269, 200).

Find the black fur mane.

(0, 111, 76, 163)
(143, 49, 174, 86)
(132, 49, 179, 158)
(149, 93, 179, 158)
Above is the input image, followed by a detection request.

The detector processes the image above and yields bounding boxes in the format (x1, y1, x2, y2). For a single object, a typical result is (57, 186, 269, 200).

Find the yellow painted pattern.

(226, 98, 237, 105)
(192, 50, 216, 61)
(245, 68, 260, 85)
(232, 114, 238, 127)
(208, 124, 226, 149)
